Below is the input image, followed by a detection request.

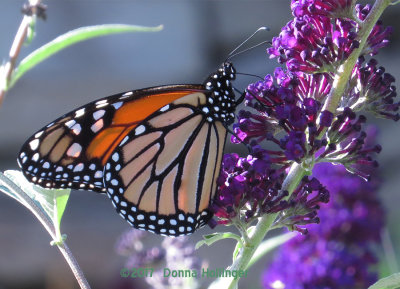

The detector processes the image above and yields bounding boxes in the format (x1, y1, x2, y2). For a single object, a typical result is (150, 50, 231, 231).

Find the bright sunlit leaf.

(9, 24, 163, 88)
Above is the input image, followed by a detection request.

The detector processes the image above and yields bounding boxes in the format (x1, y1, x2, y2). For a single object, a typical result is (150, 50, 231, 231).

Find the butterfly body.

(18, 62, 237, 236)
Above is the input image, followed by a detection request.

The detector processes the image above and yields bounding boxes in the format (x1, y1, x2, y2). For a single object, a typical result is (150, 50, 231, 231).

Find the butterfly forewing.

(17, 86, 204, 192)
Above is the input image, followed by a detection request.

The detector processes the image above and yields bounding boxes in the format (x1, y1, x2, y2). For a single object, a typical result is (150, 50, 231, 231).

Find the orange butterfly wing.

(18, 86, 204, 191)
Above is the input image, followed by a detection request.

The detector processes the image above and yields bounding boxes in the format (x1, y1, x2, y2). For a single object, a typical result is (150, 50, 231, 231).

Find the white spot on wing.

(119, 136, 129, 146)
(112, 102, 123, 109)
(90, 119, 103, 133)
(75, 108, 85, 118)
(93, 110, 105, 120)
(32, 153, 39, 162)
(96, 99, 107, 105)
(71, 123, 82, 135)
(96, 103, 108, 108)
(66, 143, 82, 157)
(120, 91, 133, 99)
(160, 105, 169, 112)
(73, 163, 84, 172)
(94, 171, 103, 178)
(135, 125, 145, 135)
(112, 152, 119, 162)
(65, 120, 76, 128)
(29, 139, 39, 150)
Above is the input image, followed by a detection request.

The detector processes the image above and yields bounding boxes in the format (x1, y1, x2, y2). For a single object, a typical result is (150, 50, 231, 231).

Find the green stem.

(216, 1, 392, 288)
(0, 173, 91, 289)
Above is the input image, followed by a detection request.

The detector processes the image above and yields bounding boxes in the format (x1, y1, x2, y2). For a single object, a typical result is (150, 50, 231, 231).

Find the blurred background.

(0, 1, 399, 288)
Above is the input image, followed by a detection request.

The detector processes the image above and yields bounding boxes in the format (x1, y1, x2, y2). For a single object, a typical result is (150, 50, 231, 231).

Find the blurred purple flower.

(263, 159, 384, 289)
(116, 231, 203, 289)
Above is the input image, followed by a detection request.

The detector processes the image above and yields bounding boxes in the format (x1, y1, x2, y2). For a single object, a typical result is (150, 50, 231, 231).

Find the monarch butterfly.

(17, 61, 241, 236)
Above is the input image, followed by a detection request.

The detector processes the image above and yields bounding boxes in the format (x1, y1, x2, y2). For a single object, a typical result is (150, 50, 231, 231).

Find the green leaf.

(368, 273, 400, 289)
(3, 170, 70, 242)
(247, 225, 256, 237)
(232, 240, 242, 262)
(246, 232, 296, 270)
(9, 24, 163, 88)
(195, 232, 242, 250)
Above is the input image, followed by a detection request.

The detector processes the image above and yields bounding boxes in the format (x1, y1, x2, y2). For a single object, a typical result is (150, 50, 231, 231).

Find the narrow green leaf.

(369, 273, 400, 289)
(247, 225, 256, 237)
(195, 232, 242, 250)
(3, 170, 70, 242)
(9, 24, 163, 88)
(246, 232, 296, 270)
(56, 193, 69, 227)
(232, 240, 242, 262)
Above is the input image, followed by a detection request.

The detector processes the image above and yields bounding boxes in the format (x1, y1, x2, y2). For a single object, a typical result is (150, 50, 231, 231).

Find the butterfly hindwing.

(103, 92, 227, 235)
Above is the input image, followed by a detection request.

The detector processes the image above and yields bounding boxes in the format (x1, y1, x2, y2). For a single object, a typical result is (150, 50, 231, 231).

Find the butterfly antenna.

(236, 72, 264, 81)
(226, 27, 270, 61)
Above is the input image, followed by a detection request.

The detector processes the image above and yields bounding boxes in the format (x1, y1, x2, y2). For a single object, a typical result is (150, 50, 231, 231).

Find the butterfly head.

(203, 62, 237, 125)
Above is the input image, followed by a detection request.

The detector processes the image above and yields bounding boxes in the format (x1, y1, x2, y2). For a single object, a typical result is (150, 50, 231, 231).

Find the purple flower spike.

(269, 4, 392, 74)
(268, 16, 358, 73)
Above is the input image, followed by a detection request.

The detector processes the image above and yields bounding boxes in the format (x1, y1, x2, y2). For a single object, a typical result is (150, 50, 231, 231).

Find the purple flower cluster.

(268, 3, 391, 73)
(211, 152, 329, 233)
(345, 58, 399, 121)
(211, 1, 396, 280)
(291, 0, 354, 18)
(233, 69, 382, 180)
(263, 160, 384, 289)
